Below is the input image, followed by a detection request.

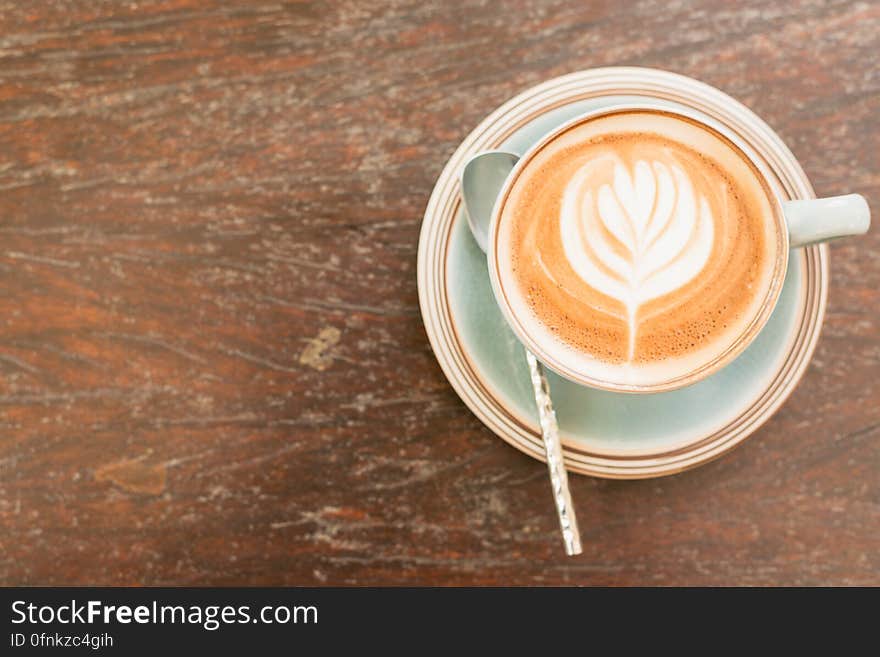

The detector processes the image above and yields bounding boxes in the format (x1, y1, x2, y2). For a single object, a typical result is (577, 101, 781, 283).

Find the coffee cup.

(470, 103, 870, 393)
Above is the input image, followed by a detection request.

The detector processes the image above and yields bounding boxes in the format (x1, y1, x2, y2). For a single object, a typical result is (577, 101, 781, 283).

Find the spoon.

(461, 150, 583, 556)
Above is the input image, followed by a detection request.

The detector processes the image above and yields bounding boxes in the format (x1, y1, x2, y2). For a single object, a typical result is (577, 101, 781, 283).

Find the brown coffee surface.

(496, 110, 784, 385)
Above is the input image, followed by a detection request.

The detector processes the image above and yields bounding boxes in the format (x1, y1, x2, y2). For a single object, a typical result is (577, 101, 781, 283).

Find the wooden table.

(1, 0, 877, 586)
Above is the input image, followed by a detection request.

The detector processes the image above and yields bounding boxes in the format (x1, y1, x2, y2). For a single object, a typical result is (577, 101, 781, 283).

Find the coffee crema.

(496, 110, 785, 387)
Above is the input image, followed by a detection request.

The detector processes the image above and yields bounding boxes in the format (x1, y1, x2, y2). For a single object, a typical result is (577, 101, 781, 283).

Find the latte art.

(496, 109, 784, 387)
(560, 156, 715, 360)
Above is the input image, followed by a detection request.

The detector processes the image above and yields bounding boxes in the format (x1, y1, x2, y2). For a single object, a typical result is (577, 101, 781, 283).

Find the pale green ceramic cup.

(480, 104, 870, 393)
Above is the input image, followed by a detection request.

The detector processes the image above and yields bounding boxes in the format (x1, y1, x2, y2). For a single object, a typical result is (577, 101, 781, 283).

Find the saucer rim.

(417, 67, 828, 478)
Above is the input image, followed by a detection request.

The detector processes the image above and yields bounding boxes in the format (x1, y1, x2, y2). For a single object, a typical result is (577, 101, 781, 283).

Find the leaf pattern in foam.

(560, 155, 715, 311)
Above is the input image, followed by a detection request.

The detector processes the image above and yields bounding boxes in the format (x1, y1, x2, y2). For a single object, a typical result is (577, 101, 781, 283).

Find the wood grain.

(0, 0, 877, 585)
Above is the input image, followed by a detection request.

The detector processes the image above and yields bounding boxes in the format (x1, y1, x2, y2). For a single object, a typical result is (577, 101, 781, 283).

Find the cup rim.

(486, 103, 790, 393)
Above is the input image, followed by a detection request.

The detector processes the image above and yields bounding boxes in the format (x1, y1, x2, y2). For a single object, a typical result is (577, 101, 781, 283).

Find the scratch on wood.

(99, 332, 208, 364)
(5, 251, 80, 268)
(298, 327, 341, 371)
(94, 457, 167, 496)
(224, 348, 299, 373)
(0, 353, 40, 374)
(277, 296, 418, 317)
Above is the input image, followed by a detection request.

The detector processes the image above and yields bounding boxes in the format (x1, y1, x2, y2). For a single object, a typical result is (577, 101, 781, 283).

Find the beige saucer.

(417, 68, 828, 478)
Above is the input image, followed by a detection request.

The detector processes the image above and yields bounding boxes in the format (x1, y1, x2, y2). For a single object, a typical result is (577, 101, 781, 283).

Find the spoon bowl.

(460, 150, 519, 253)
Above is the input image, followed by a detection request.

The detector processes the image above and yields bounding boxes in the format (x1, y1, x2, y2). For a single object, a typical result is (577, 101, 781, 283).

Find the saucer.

(417, 68, 828, 479)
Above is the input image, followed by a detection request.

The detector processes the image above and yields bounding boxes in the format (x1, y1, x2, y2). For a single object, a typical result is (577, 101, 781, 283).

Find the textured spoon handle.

(525, 349, 582, 556)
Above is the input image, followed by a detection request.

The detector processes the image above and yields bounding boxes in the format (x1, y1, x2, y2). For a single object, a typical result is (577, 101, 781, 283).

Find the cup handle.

(783, 194, 870, 248)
